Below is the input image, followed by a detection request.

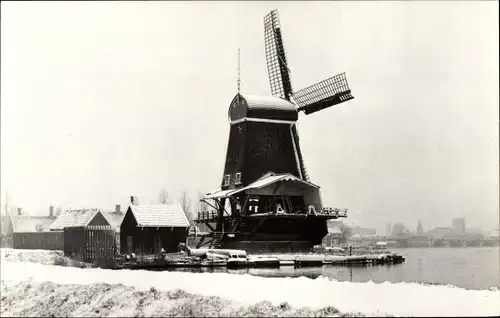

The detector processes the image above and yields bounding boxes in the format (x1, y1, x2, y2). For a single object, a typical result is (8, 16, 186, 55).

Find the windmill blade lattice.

(292, 73, 354, 115)
(264, 10, 293, 101)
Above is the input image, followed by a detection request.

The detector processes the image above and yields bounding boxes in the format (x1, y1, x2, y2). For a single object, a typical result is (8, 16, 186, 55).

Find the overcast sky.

(1, 1, 498, 234)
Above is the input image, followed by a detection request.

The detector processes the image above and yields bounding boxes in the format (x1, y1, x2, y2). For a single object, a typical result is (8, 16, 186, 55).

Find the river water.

(168, 247, 500, 290)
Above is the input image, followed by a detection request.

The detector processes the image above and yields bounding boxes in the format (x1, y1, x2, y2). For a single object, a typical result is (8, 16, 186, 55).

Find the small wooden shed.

(120, 204, 190, 255)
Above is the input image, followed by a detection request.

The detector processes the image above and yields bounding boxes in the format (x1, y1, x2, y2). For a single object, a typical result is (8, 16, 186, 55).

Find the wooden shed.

(120, 204, 190, 255)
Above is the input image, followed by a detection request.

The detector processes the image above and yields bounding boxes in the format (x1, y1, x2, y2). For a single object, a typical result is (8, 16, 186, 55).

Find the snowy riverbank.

(0, 248, 91, 267)
(1, 257, 499, 317)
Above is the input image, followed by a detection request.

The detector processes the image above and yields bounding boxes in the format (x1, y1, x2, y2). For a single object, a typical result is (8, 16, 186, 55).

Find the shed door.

(127, 236, 133, 253)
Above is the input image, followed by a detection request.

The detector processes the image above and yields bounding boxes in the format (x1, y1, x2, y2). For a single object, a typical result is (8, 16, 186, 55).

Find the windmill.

(196, 9, 351, 252)
(264, 9, 354, 181)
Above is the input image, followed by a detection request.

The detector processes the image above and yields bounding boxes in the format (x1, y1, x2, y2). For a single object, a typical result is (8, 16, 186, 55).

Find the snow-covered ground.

(1, 257, 499, 317)
(0, 248, 90, 267)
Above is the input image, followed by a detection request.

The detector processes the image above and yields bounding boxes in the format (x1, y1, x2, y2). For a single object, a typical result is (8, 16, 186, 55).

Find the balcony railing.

(317, 208, 348, 218)
(196, 210, 219, 222)
(196, 207, 347, 220)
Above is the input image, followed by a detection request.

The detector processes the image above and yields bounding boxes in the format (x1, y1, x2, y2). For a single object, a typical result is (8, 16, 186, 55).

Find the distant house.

(11, 215, 61, 250)
(120, 204, 190, 255)
(49, 208, 110, 231)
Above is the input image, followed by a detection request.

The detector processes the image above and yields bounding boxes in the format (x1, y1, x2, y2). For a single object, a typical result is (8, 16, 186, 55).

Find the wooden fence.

(64, 225, 116, 263)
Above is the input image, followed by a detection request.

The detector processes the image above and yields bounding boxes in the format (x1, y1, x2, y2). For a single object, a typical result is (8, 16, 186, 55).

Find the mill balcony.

(196, 210, 220, 222)
(316, 207, 348, 218)
(195, 207, 347, 221)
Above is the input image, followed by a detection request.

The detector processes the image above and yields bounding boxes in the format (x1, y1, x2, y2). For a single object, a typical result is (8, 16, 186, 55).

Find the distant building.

(487, 228, 499, 240)
(427, 227, 451, 239)
(416, 220, 424, 236)
(465, 228, 484, 235)
(10, 207, 61, 250)
(391, 222, 411, 237)
(352, 226, 377, 237)
(451, 217, 466, 234)
(120, 203, 190, 255)
(49, 208, 110, 231)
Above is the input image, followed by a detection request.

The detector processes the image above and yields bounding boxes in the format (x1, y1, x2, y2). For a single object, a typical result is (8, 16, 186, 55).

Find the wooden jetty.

(115, 251, 405, 270)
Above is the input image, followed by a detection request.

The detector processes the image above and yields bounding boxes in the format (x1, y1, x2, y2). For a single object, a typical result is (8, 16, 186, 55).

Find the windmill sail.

(264, 10, 293, 101)
(290, 124, 310, 182)
(264, 9, 354, 116)
(263, 9, 354, 183)
(292, 72, 354, 115)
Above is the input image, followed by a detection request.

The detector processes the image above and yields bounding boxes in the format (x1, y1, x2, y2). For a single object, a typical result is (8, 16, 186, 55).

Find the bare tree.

(339, 222, 353, 243)
(198, 192, 208, 211)
(3, 190, 12, 216)
(159, 188, 169, 204)
(180, 191, 193, 223)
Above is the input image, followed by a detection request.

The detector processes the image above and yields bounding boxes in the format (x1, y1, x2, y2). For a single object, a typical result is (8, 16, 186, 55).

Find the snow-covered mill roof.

(229, 93, 298, 122)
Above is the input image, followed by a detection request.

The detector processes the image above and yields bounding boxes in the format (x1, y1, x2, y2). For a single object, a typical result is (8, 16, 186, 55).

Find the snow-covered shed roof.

(128, 204, 190, 228)
(49, 209, 106, 231)
(102, 211, 125, 229)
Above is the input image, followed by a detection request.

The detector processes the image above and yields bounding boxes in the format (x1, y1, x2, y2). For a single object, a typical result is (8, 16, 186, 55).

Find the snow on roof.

(11, 215, 57, 233)
(203, 189, 235, 200)
(233, 172, 320, 193)
(129, 204, 190, 228)
(240, 94, 297, 111)
(102, 211, 125, 228)
(49, 209, 103, 231)
(203, 173, 320, 200)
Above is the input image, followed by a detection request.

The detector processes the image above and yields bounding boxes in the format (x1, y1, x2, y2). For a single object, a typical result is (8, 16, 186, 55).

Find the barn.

(120, 204, 190, 255)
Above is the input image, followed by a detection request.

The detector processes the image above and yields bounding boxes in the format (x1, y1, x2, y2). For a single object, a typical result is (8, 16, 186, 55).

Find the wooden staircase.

(209, 218, 241, 249)
(210, 232, 224, 249)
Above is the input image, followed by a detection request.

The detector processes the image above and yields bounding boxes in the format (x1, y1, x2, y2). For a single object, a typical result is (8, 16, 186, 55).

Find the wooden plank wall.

(64, 225, 115, 262)
(13, 232, 64, 250)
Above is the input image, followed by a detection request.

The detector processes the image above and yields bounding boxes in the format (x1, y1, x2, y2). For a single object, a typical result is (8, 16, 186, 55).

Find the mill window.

(224, 174, 231, 186)
(235, 172, 242, 185)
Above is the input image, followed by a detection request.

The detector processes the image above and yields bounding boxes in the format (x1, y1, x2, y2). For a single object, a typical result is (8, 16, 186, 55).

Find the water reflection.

(160, 247, 499, 290)
(164, 262, 405, 283)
